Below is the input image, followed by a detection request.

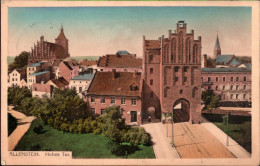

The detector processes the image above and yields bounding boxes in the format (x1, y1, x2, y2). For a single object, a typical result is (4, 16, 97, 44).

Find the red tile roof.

(88, 72, 142, 97)
(79, 60, 97, 66)
(145, 40, 161, 49)
(97, 54, 142, 68)
(32, 83, 52, 93)
(50, 77, 69, 88)
(62, 60, 79, 70)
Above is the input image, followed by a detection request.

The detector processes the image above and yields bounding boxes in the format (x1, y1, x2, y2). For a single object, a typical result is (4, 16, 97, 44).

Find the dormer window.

(130, 83, 139, 91)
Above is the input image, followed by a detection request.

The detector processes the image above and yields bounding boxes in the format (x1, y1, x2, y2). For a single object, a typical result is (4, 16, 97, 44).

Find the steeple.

(213, 33, 221, 58)
(55, 25, 69, 55)
(56, 24, 67, 40)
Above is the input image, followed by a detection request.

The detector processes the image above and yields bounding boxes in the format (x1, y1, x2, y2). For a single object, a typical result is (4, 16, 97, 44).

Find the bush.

(33, 125, 44, 135)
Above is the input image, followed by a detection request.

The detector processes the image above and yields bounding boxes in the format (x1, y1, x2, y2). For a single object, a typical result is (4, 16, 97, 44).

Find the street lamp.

(171, 113, 174, 147)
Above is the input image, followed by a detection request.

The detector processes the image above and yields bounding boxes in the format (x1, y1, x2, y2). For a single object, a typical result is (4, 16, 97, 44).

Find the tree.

(8, 51, 29, 72)
(201, 90, 220, 111)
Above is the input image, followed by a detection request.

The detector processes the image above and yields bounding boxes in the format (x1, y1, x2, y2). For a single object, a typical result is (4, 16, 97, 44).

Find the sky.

(8, 7, 252, 58)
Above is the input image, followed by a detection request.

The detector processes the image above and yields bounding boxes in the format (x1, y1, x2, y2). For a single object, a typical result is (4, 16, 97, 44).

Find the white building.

(69, 72, 95, 98)
(8, 68, 27, 87)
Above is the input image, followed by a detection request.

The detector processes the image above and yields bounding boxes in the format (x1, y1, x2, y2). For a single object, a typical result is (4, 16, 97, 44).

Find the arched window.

(192, 87, 198, 98)
(178, 32, 183, 63)
(171, 38, 176, 63)
(185, 38, 191, 63)
(164, 44, 169, 63)
(193, 44, 198, 63)
(164, 87, 170, 97)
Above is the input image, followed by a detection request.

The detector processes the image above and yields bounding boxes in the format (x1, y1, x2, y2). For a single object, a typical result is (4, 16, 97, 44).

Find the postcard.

(1, 1, 259, 165)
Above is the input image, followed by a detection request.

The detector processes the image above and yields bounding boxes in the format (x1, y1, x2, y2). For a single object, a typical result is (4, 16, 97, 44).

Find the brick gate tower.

(142, 21, 202, 123)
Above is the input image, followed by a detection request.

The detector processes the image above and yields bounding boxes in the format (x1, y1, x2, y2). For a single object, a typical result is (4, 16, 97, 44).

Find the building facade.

(201, 67, 251, 106)
(28, 26, 70, 64)
(27, 71, 50, 90)
(69, 72, 95, 98)
(87, 71, 143, 125)
(8, 68, 27, 87)
(142, 21, 202, 123)
(59, 60, 79, 83)
(32, 83, 53, 98)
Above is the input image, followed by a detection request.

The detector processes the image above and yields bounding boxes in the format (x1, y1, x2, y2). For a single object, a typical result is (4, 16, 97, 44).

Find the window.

(216, 77, 219, 82)
(208, 86, 211, 90)
(183, 66, 188, 72)
(175, 77, 178, 82)
(73, 81, 75, 83)
(149, 55, 153, 62)
(150, 92, 153, 98)
(231, 77, 233, 82)
(243, 94, 246, 99)
(111, 97, 115, 104)
(243, 85, 246, 90)
(223, 77, 226, 82)
(230, 85, 233, 90)
(184, 77, 187, 82)
(12, 78, 14, 81)
(236, 85, 239, 90)
(100, 97, 105, 104)
(215, 86, 218, 90)
(230, 94, 233, 99)
(150, 79, 153, 85)
(79, 87, 82, 93)
(244, 76, 247, 81)
(150, 68, 153, 74)
(101, 109, 105, 115)
(101, 69, 103, 71)
(222, 85, 225, 90)
(174, 66, 179, 72)
(236, 77, 239, 82)
(236, 94, 239, 99)
(131, 98, 137, 106)
(201, 77, 203, 82)
(121, 97, 126, 105)
(208, 77, 211, 82)
(131, 111, 137, 122)
(35, 87, 37, 91)
(180, 89, 183, 94)
(91, 108, 95, 114)
(29, 68, 31, 71)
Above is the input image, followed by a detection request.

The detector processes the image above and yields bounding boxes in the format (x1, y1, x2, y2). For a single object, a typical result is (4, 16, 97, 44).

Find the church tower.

(55, 25, 69, 55)
(213, 34, 221, 58)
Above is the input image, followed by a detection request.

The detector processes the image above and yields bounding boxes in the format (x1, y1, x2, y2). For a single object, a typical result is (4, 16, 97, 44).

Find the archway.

(172, 98, 190, 122)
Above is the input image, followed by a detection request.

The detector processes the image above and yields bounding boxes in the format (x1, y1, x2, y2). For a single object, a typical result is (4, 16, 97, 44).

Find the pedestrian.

(148, 115, 151, 122)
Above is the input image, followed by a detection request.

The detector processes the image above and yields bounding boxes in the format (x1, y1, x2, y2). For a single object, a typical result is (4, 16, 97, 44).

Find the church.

(28, 26, 70, 64)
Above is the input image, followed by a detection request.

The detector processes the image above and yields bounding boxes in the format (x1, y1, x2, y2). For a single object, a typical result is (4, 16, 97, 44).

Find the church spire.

(213, 33, 221, 58)
(56, 24, 67, 40)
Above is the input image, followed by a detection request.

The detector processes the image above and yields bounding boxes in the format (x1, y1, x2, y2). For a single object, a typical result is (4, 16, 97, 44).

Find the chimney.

(203, 54, 208, 68)
(112, 69, 116, 80)
(41, 80, 45, 84)
(132, 70, 137, 78)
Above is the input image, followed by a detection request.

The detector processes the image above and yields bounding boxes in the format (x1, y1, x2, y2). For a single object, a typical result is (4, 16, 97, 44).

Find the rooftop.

(28, 62, 44, 67)
(145, 40, 161, 49)
(202, 67, 251, 73)
(71, 73, 95, 80)
(49, 77, 69, 88)
(216, 55, 234, 64)
(88, 72, 141, 97)
(116, 50, 130, 55)
(62, 61, 79, 70)
(29, 71, 49, 76)
(97, 53, 142, 68)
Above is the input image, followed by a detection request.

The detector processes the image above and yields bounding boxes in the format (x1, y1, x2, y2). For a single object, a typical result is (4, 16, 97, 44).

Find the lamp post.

(171, 113, 174, 147)
(226, 111, 230, 146)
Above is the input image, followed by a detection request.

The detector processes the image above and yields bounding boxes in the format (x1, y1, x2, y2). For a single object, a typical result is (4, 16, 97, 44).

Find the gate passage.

(173, 98, 190, 122)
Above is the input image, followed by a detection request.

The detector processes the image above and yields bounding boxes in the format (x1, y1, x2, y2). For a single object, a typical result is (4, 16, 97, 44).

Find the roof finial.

(61, 24, 64, 32)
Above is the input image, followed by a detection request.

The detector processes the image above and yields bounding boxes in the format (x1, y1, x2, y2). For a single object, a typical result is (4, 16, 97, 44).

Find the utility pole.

(226, 111, 230, 146)
(171, 113, 174, 147)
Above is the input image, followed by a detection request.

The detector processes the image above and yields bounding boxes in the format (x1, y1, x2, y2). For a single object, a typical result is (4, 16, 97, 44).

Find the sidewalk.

(8, 106, 36, 151)
(201, 116, 251, 158)
(141, 121, 180, 159)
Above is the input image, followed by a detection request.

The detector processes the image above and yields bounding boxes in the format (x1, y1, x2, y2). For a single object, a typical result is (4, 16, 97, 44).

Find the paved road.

(141, 122, 180, 159)
(8, 106, 36, 151)
(164, 122, 235, 158)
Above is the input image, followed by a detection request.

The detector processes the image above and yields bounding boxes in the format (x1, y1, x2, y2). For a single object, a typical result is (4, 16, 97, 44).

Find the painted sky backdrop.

(8, 7, 251, 58)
